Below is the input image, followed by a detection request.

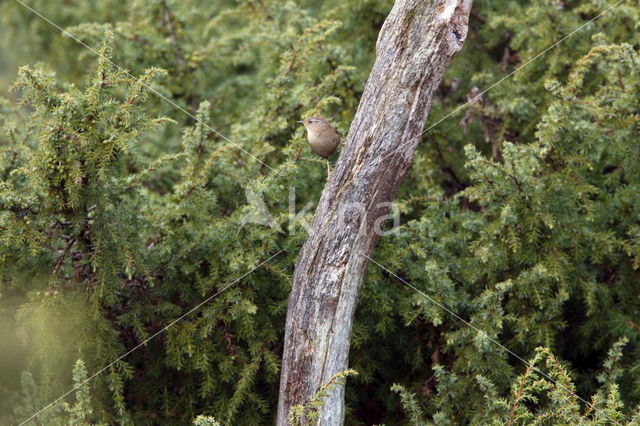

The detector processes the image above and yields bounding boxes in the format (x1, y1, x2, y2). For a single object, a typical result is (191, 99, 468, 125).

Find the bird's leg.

(326, 159, 331, 180)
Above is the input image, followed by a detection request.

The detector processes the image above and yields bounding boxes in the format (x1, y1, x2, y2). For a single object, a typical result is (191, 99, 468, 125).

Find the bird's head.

(297, 116, 332, 132)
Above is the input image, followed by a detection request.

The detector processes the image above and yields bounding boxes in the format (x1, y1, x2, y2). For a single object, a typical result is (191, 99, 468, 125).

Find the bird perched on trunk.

(297, 116, 340, 177)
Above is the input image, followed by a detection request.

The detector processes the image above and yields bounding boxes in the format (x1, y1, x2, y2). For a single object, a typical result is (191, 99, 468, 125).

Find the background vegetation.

(0, 0, 638, 424)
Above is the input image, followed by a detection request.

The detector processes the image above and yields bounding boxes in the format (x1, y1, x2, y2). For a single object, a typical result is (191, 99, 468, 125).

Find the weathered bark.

(277, 1, 472, 424)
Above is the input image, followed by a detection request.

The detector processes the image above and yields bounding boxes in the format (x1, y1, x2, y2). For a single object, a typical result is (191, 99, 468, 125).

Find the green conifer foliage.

(0, 0, 639, 424)
(369, 23, 640, 426)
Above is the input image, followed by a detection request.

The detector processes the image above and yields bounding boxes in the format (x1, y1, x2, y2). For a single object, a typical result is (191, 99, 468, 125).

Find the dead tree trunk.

(277, 1, 472, 424)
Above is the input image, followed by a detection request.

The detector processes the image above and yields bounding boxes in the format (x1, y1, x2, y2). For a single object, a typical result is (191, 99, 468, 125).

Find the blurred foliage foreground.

(0, 0, 639, 424)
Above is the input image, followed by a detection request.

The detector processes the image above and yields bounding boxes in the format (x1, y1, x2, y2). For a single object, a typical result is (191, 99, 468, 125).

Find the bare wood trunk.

(277, 1, 472, 424)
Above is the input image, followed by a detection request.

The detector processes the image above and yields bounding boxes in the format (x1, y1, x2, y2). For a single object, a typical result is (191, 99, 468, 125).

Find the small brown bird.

(297, 116, 340, 177)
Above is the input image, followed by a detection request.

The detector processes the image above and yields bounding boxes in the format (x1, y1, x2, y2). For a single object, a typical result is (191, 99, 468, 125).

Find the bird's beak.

(296, 120, 304, 124)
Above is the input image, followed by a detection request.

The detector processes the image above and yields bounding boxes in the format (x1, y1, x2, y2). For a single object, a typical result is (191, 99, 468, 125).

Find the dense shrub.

(0, 0, 638, 424)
